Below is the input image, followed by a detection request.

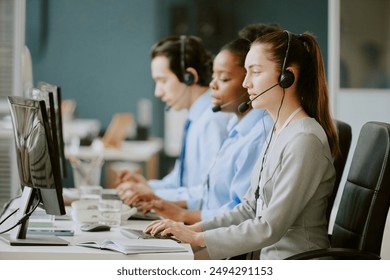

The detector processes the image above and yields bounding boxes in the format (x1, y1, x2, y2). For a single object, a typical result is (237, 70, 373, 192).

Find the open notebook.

(77, 238, 186, 255)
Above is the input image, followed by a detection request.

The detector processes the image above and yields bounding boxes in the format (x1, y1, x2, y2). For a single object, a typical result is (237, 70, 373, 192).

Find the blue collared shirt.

(149, 89, 231, 201)
(187, 109, 273, 221)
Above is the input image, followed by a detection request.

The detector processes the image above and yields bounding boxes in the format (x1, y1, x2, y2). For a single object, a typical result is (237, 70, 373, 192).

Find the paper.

(77, 239, 187, 255)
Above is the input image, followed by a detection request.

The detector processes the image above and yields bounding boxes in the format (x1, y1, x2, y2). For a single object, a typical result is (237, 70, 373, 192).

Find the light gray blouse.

(200, 118, 335, 260)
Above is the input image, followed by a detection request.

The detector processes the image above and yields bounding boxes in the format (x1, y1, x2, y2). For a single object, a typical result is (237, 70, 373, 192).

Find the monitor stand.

(0, 187, 69, 246)
(0, 234, 69, 246)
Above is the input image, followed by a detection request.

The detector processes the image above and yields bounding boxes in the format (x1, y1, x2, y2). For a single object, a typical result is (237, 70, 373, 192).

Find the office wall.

(25, 0, 327, 138)
(26, 0, 161, 134)
(234, 0, 328, 64)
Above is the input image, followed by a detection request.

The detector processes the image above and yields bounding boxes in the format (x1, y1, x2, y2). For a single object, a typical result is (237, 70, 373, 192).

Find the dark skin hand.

(125, 192, 160, 206)
(137, 199, 201, 225)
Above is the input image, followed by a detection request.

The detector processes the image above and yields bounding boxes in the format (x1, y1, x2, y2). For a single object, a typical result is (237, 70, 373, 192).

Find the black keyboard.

(129, 211, 161, 221)
(120, 228, 180, 242)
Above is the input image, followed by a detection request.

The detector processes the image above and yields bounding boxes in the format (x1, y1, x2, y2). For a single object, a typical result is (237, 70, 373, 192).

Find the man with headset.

(115, 35, 230, 203)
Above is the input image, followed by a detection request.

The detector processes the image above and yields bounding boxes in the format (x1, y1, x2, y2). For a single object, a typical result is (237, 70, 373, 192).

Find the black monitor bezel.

(37, 82, 67, 179)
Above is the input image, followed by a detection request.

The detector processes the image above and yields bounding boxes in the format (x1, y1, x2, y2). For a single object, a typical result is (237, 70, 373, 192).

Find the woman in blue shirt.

(125, 36, 275, 224)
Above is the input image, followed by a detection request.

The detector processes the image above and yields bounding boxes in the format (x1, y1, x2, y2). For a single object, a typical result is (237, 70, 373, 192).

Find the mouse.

(80, 223, 111, 232)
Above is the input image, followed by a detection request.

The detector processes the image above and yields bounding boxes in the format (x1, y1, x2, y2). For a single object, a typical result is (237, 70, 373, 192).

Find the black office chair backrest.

(331, 121, 390, 256)
(326, 120, 352, 222)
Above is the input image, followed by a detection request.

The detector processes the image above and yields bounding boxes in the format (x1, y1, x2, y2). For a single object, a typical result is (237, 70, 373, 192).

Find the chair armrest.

(284, 248, 381, 260)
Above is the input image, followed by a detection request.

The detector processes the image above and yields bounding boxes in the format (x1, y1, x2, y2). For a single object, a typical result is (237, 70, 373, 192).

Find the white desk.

(66, 138, 162, 162)
(0, 215, 193, 260)
(65, 138, 163, 181)
(63, 118, 164, 180)
(62, 119, 101, 145)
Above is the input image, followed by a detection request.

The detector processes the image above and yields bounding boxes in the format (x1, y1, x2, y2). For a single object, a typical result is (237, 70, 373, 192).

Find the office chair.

(286, 121, 390, 260)
(326, 120, 352, 223)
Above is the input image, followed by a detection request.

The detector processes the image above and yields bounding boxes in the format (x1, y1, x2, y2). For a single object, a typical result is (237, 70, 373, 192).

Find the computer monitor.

(31, 89, 62, 180)
(0, 96, 68, 246)
(36, 82, 67, 179)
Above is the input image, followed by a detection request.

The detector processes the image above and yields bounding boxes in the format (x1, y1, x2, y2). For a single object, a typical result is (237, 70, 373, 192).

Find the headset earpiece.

(183, 71, 195, 86)
(279, 69, 294, 88)
(180, 35, 195, 86)
(279, 31, 295, 89)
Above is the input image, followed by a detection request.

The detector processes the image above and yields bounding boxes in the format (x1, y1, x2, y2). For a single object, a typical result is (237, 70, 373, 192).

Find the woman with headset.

(144, 30, 339, 260)
(115, 35, 230, 203)
(123, 35, 275, 224)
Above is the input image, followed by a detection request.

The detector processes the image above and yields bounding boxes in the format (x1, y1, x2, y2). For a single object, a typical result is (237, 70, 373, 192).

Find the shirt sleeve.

(200, 140, 261, 221)
(148, 160, 180, 190)
(149, 160, 193, 201)
(186, 183, 204, 210)
(197, 113, 230, 182)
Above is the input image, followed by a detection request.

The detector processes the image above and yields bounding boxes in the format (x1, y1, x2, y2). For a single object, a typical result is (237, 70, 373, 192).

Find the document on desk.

(76, 239, 187, 255)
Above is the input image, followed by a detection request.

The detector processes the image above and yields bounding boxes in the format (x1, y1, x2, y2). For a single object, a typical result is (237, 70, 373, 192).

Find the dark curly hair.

(238, 23, 282, 43)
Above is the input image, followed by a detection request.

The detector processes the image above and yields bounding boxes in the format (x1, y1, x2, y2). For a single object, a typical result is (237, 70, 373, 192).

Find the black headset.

(180, 35, 195, 86)
(279, 30, 295, 89)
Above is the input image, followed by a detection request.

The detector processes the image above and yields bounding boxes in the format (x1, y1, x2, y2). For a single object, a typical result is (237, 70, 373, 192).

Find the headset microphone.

(212, 93, 247, 113)
(237, 101, 250, 114)
(238, 83, 279, 113)
(239, 30, 295, 114)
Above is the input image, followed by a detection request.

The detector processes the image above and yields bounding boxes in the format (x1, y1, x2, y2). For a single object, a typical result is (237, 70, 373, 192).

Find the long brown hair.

(253, 31, 339, 157)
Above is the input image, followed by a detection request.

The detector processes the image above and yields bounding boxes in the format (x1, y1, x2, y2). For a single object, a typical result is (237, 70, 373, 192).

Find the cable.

(255, 90, 285, 200)
(0, 208, 19, 226)
(0, 194, 21, 219)
(0, 197, 41, 235)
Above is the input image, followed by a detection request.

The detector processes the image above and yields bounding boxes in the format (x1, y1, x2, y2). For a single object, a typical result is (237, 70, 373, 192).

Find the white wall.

(328, 0, 390, 259)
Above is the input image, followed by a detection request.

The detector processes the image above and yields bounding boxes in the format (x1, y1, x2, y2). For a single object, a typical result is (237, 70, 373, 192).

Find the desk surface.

(65, 138, 163, 162)
(0, 212, 193, 260)
(63, 119, 101, 144)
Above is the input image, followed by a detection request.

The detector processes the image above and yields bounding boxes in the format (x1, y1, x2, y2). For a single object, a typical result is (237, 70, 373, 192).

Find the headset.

(180, 35, 195, 86)
(278, 30, 295, 89)
(238, 30, 296, 113)
(254, 30, 296, 202)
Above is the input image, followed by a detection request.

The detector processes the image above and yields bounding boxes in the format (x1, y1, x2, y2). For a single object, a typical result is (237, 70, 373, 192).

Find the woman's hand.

(135, 200, 201, 225)
(126, 193, 160, 206)
(137, 200, 183, 221)
(144, 219, 205, 247)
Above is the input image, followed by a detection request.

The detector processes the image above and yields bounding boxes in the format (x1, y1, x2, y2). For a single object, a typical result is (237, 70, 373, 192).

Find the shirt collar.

(186, 89, 213, 122)
(229, 109, 268, 138)
(226, 116, 239, 137)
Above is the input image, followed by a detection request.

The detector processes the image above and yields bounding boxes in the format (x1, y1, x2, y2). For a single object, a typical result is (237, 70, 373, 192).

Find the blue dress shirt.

(186, 109, 273, 221)
(148, 89, 231, 201)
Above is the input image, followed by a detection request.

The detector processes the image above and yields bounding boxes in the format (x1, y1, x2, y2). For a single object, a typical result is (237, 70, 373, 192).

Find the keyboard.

(129, 211, 161, 221)
(120, 228, 180, 242)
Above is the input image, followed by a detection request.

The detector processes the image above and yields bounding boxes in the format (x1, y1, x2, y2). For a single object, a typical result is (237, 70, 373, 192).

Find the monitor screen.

(1, 96, 68, 246)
